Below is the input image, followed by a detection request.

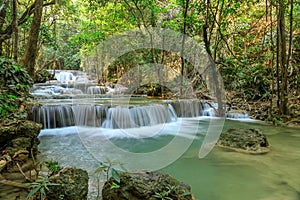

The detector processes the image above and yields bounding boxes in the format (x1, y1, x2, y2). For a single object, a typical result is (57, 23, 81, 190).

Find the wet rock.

(47, 167, 89, 200)
(102, 171, 194, 200)
(217, 128, 270, 154)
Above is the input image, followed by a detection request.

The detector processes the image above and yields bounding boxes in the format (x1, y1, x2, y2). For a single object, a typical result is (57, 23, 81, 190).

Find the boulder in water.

(102, 171, 194, 200)
(216, 128, 270, 154)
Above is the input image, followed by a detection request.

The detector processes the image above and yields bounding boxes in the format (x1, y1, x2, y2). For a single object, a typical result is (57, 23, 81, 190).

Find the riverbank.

(226, 91, 300, 128)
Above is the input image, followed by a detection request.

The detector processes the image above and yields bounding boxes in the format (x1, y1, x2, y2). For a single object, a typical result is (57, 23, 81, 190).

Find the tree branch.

(0, 0, 55, 41)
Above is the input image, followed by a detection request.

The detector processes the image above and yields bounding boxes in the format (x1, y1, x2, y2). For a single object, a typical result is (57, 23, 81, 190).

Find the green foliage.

(34, 69, 54, 83)
(94, 157, 126, 189)
(0, 57, 33, 122)
(26, 175, 60, 200)
(220, 61, 271, 100)
(44, 160, 61, 176)
(152, 184, 191, 200)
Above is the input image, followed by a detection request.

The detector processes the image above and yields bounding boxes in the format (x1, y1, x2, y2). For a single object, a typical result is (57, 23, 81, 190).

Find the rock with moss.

(217, 128, 270, 154)
(102, 171, 194, 200)
(0, 120, 41, 157)
(47, 167, 89, 200)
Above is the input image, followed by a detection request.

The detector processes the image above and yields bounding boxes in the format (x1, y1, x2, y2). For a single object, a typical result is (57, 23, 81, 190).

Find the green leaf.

(110, 182, 120, 189)
(111, 168, 120, 184)
(26, 185, 41, 199)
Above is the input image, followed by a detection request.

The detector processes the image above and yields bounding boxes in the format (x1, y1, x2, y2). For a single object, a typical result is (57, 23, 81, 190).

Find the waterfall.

(32, 99, 220, 129)
(32, 105, 75, 129)
(32, 103, 177, 129)
(55, 71, 76, 83)
(86, 86, 106, 94)
(226, 112, 249, 119)
(165, 100, 215, 117)
(102, 104, 177, 129)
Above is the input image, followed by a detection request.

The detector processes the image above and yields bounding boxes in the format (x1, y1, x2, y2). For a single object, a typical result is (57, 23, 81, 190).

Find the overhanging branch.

(0, 0, 55, 41)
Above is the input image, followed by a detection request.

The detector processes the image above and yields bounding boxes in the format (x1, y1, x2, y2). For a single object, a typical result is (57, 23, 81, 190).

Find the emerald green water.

(162, 120, 300, 200)
(38, 119, 300, 200)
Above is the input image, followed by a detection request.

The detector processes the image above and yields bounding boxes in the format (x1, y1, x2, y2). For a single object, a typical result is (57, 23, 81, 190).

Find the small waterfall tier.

(102, 104, 177, 129)
(32, 103, 177, 129)
(86, 86, 106, 94)
(32, 105, 108, 129)
(165, 100, 215, 117)
(225, 110, 249, 119)
(32, 99, 221, 129)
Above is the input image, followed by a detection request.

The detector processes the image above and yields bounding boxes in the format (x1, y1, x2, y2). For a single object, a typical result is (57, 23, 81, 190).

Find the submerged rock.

(102, 171, 194, 200)
(216, 128, 270, 154)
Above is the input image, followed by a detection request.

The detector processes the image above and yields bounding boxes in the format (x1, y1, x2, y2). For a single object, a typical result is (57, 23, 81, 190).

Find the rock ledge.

(216, 128, 270, 154)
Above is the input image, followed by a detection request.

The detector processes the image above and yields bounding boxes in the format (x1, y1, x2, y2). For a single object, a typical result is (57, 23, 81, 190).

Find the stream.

(37, 118, 300, 200)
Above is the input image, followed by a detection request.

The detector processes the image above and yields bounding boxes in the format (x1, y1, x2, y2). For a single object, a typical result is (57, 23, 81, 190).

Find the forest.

(0, 1, 300, 199)
(0, 0, 299, 124)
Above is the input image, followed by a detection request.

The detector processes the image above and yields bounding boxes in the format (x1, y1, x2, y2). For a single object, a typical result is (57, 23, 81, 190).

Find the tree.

(21, 0, 44, 77)
(0, 0, 55, 58)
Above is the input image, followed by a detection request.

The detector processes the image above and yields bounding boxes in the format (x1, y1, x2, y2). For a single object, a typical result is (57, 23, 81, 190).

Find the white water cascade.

(32, 100, 216, 129)
(86, 86, 106, 95)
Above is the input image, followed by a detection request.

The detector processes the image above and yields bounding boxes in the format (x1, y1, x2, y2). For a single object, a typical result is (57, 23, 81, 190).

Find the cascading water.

(32, 98, 219, 129)
(165, 100, 215, 117)
(31, 71, 222, 130)
(102, 104, 177, 129)
(86, 86, 106, 94)
(32, 105, 75, 128)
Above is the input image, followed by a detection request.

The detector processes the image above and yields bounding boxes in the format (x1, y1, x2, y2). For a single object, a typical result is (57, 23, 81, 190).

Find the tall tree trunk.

(21, 0, 43, 77)
(52, 10, 57, 72)
(287, 0, 294, 64)
(12, 0, 18, 61)
(180, 0, 189, 96)
(202, 0, 224, 116)
(277, 1, 288, 115)
(268, 0, 275, 122)
(203, 0, 212, 56)
(0, 0, 9, 56)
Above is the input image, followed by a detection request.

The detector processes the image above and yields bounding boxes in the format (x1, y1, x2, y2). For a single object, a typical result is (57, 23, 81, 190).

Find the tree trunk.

(202, 0, 224, 116)
(180, 0, 189, 96)
(12, 0, 18, 61)
(21, 0, 43, 77)
(0, 0, 9, 56)
(277, 1, 288, 115)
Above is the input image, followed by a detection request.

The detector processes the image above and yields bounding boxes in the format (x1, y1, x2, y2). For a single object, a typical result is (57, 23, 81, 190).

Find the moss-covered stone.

(0, 120, 41, 158)
(102, 171, 194, 200)
(217, 128, 270, 154)
(0, 120, 42, 144)
(47, 168, 89, 200)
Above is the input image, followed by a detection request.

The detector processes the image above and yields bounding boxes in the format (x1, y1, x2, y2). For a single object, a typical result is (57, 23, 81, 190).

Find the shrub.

(0, 57, 33, 122)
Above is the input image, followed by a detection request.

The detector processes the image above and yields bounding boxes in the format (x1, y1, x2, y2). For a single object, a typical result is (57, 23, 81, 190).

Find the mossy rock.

(47, 168, 89, 200)
(216, 128, 270, 154)
(0, 120, 41, 157)
(0, 120, 42, 145)
(102, 171, 194, 200)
